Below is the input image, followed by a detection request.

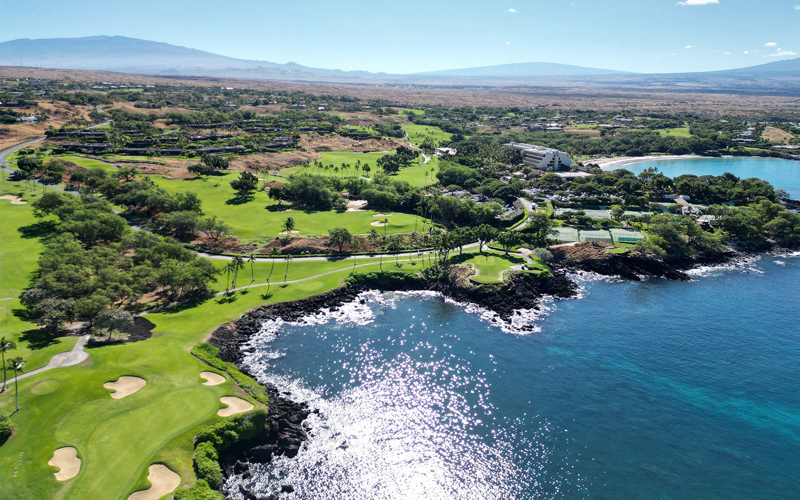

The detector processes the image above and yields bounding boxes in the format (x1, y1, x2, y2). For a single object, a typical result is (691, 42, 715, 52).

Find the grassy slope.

(148, 172, 426, 241)
(453, 252, 525, 283)
(0, 223, 434, 500)
(657, 127, 691, 138)
(0, 179, 78, 371)
(284, 150, 439, 188)
(402, 124, 452, 146)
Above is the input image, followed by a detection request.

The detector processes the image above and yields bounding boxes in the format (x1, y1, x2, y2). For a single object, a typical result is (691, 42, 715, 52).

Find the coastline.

(591, 154, 708, 170)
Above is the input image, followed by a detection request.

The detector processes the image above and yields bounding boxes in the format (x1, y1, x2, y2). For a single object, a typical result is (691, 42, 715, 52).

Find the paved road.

(7, 335, 91, 383)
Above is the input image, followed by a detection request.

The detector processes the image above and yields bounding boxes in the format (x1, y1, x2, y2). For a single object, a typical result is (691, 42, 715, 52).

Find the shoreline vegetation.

(201, 239, 794, 495)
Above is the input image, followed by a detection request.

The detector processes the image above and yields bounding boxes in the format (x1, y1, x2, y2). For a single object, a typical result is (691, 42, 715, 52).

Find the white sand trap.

(49, 447, 80, 481)
(200, 371, 226, 386)
(128, 464, 181, 500)
(373, 213, 393, 217)
(0, 194, 27, 205)
(278, 230, 300, 235)
(104, 376, 146, 399)
(370, 221, 388, 227)
(218, 396, 254, 417)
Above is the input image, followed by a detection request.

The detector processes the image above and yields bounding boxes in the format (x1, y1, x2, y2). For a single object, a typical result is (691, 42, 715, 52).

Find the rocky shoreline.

(204, 245, 773, 497)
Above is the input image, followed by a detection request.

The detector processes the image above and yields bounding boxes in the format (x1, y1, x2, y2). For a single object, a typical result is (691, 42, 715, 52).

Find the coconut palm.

(282, 217, 296, 240)
(247, 254, 257, 288)
(1, 337, 17, 392)
(230, 256, 245, 290)
(266, 248, 279, 293)
(351, 239, 360, 273)
(8, 356, 25, 411)
(283, 254, 294, 284)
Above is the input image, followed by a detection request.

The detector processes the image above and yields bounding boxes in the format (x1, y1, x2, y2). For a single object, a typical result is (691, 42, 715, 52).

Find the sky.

(2, 0, 799, 74)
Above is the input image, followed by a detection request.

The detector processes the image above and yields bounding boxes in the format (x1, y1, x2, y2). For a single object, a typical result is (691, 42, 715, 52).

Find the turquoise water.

(232, 253, 800, 500)
(606, 157, 800, 198)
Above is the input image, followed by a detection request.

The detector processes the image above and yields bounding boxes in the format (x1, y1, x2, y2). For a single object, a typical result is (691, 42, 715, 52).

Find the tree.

(282, 217, 296, 239)
(230, 171, 258, 201)
(497, 231, 522, 254)
(93, 308, 134, 341)
(351, 239, 361, 272)
(0, 337, 17, 393)
(328, 227, 352, 253)
(266, 248, 279, 293)
(202, 154, 229, 170)
(283, 254, 294, 284)
(247, 254, 257, 288)
(476, 224, 499, 252)
(267, 185, 287, 206)
(230, 256, 245, 290)
(7, 357, 25, 412)
(197, 216, 230, 249)
(524, 212, 556, 248)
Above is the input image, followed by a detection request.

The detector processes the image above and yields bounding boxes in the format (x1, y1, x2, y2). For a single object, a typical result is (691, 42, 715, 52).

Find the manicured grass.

(657, 127, 691, 138)
(61, 156, 117, 173)
(402, 124, 451, 147)
(284, 150, 438, 188)
(0, 178, 78, 372)
(0, 242, 430, 499)
(148, 172, 427, 241)
(452, 252, 525, 283)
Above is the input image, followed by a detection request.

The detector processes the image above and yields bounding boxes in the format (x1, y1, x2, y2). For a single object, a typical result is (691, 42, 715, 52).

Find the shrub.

(174, 480, 224, 500)
(532, 248, 553, 262)
(0, 415, 13, 446)
(194, 442, 224, 489)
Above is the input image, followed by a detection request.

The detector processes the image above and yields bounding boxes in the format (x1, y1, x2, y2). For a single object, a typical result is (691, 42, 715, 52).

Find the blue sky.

(3, 0, 798, 74)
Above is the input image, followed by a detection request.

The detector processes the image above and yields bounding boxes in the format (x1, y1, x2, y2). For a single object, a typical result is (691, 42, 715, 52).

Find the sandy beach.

(590, 154, 707, 170)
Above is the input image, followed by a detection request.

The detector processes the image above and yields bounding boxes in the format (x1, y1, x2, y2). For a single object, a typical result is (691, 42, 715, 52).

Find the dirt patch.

(218, 396, 254, 417)
(104, 376, 146, 399)
(373, 213, 393, 217)
(762, 126, 795, 144)
(301, 134, 403, 153)
(49, 447, 80, 481)
(278, 230, 300, 235)
(0, 194, 28, 205)
(564, 128, 602, 138)
(200, 371, 226, 386)
(370, 220, 388, 227)
(229, 150, 317, 172)
(128, 464, 181, 500)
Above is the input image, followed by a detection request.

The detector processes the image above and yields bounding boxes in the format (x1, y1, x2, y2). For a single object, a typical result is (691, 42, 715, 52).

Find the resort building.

(504, 142, 573, 171)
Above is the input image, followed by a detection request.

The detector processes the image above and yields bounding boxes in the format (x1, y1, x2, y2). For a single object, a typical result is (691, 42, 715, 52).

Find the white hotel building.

(504, 142, 573, 172)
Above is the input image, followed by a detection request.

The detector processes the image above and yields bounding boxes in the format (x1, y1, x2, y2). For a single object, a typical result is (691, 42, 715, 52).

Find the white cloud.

(767, 49, 797, 57)
(724, 51, 731, 55)
(795, 5, 800, 9)
(744, 50, 750, 54)
(505, 41, 512, 45)
(677, 0, 719, 5)
(685, 45, 694, 49)
(765, 42, 778, 47)
(507, 8, 516, 13)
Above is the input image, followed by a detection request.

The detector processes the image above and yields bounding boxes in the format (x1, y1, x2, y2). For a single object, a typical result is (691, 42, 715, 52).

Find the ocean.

(227, 158, 800, 499)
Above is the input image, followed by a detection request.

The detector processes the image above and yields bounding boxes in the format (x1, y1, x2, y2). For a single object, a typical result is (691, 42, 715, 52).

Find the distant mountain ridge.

(1, 35, 799, 84)
(417, 62, 632, 77)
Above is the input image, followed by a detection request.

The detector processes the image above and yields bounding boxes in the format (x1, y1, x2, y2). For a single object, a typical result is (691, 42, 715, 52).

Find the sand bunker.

(49, 447, 80, 481)
(278, 230, 300, 235)
(346, 199, 368, 211)
(217, 396, 254, 417)
(128, 464, 180, 500)
(104, 376, 146, 399)
(370, 221, 389, 227)
(200, 371, 226, 386)
(0, 194, 27, 205)
(373, 213, 393, 217)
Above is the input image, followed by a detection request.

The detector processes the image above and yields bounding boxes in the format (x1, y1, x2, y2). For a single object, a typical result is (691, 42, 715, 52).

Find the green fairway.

(657, 127, 691, 138)
(452, 252, 525, 283)
(148, 172, 427, 241)
(0, 254, 431, 499)
(284, 150, 438, 188)
(402, 123, 452, 147)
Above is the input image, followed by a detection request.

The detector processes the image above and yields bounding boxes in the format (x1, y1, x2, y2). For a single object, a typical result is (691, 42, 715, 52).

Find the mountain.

(0, 36, 377, 82)
(1, 36, 800, 86)
(417, 62, 631, 78)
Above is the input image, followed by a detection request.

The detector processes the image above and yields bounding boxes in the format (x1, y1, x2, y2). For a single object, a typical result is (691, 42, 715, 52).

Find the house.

(434, 147, 457, 156)
(504, 142, 573, 172)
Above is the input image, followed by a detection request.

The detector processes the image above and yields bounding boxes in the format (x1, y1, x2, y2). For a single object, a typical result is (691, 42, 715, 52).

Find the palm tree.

(1, 337, 17, 392)
(224, 262, 233, 294)
(230, 256, 245, 291)
(247, 254, 257, 288)
(282, 217, 296, 240)
(351, 239, 360, 273)
(266, 248, 279, 293)
(8, 357, 25, 411)
(283, 254, 294, 284)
